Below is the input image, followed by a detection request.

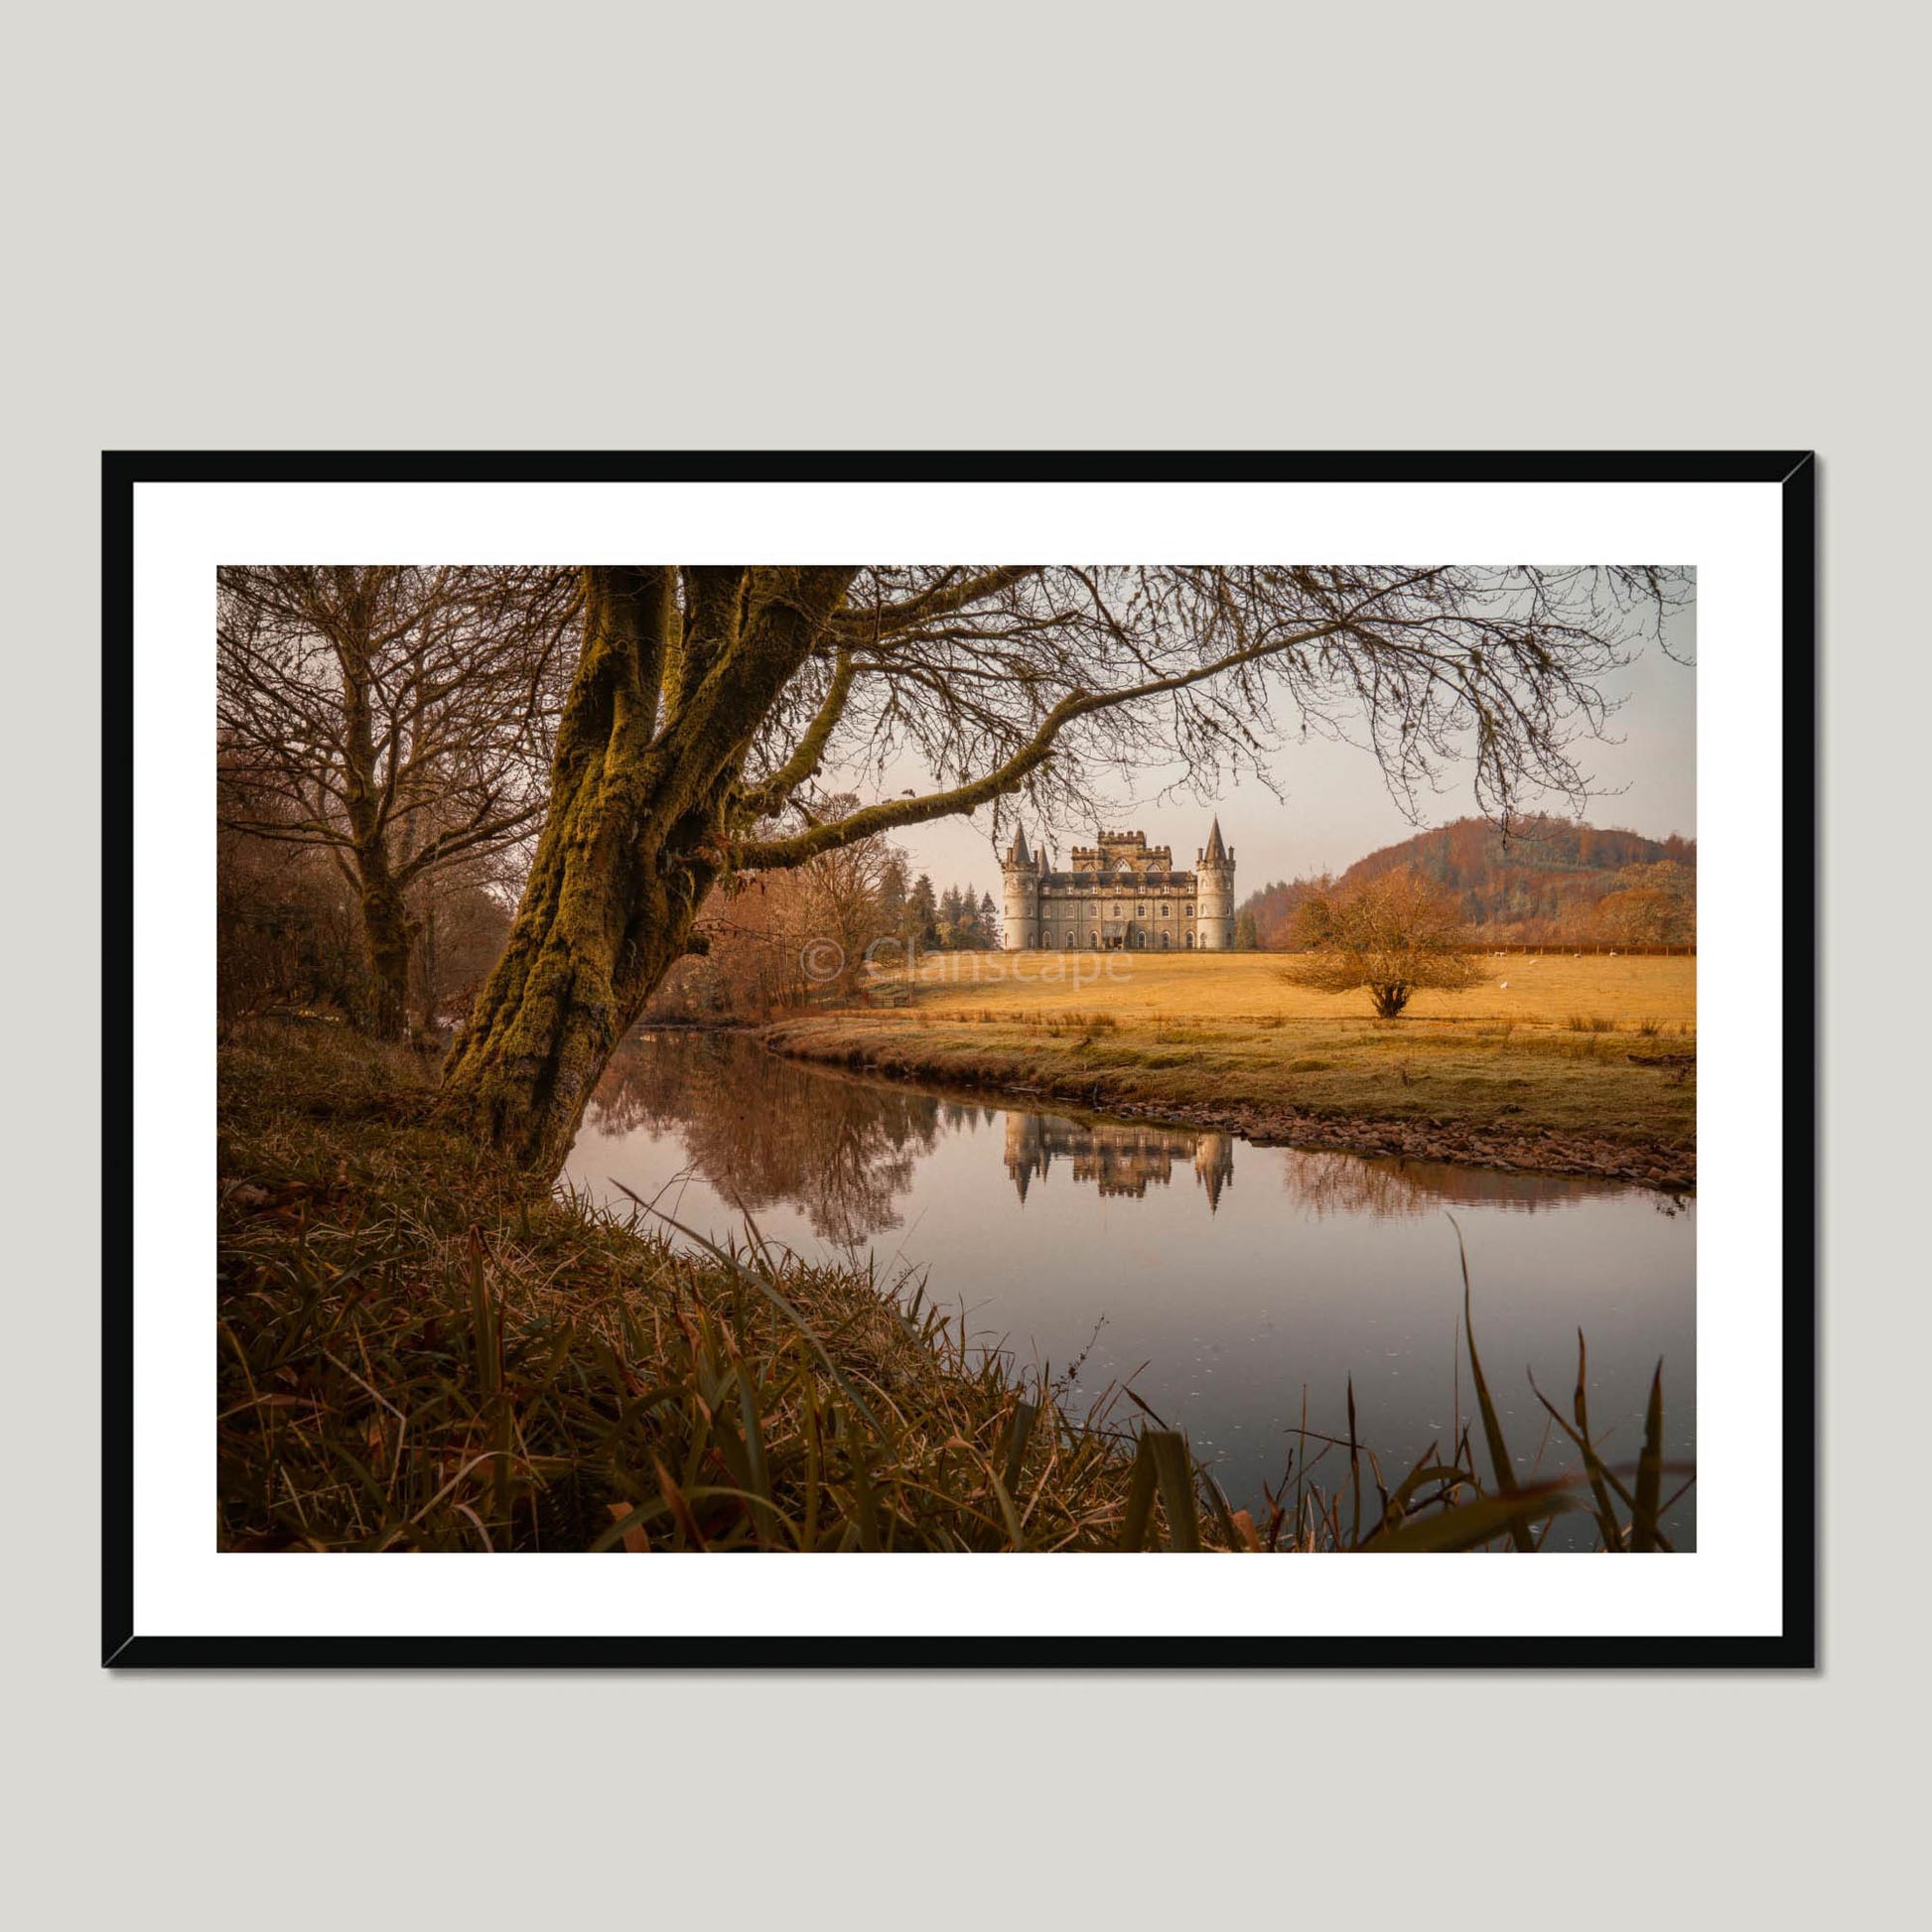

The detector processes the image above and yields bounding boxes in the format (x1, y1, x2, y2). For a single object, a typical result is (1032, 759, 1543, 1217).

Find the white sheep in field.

(1499, 980, 1509, 990)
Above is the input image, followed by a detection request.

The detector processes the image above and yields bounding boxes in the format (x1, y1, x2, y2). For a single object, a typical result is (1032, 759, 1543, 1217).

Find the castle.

(999, 820, 1235, 951)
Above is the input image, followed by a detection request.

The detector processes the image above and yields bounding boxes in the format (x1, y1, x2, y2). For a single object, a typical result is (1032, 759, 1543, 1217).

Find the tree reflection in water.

(586, 1031, 971, 1247)
(1276, 1150, 1618, 1219)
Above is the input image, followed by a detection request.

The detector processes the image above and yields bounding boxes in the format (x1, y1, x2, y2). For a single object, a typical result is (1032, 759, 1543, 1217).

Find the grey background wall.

(6, 5, 1917, 1925)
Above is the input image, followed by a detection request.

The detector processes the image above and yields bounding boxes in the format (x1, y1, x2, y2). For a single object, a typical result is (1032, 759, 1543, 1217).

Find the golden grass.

(897, 949, 1696, 1031)
(770, 953, 1698, 1179)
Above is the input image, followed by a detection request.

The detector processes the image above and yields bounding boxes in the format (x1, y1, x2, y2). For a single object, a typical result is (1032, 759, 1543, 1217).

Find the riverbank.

(760, 954, 1696, 1186)
(216, 1020, 1229, 1551)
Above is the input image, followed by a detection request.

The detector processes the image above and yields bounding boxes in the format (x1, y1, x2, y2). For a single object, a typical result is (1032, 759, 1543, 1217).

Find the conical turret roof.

(1202, 816, 1228, 865)
(1011, 824, 1031, 868)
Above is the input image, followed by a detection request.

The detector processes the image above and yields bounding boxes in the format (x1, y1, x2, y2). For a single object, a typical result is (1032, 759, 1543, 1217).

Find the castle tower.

(1195, 815, 1236, 950)
(1004, 1111, 1044, 1200)
(1000, 824, 1040, 951)
(1193, 1132, 1234, 1213)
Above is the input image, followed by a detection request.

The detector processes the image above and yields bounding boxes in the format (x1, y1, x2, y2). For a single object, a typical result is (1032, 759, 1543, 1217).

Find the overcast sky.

(831, 593, 1697, 898)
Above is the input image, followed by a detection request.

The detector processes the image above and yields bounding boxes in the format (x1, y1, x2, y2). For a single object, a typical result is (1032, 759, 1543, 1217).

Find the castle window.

(1136, 903, 1146, 918)
(1160, 903, 1171, 917)
(1161, 931, 1171, 948)
(1185, 932, 1194, 948)
(1184, 902, 1193, 916)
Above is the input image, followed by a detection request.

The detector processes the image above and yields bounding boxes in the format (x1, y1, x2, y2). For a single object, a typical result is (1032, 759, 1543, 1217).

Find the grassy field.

(898, 948, 1696, 1029)
(764, 951, 1697, 1184)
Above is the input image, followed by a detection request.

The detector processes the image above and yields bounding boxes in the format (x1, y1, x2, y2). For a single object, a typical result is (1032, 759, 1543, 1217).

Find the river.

(564, 1030, 1696, 1548)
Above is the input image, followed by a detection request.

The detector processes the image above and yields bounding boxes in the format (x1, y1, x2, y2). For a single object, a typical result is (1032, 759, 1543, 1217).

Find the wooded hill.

(1239, 816, 1697, 948)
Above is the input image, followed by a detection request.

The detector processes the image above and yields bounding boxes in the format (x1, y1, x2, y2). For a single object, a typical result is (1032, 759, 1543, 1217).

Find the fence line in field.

(1464, 941, 1696, 956)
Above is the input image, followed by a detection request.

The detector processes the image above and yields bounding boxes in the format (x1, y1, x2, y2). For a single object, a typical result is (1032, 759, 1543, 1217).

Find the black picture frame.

(104, 450, 1817, 1669)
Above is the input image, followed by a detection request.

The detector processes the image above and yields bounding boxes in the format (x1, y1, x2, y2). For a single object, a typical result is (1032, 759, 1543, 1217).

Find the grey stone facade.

(999, 822, 1235, 951)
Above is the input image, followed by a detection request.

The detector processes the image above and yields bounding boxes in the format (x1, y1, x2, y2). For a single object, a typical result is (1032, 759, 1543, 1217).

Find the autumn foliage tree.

(1591, 861, 1696, 945)
(1279, 867, 1483, 1018)
(435, 566, 1686, 1171)
(661, 805, 905, 1015)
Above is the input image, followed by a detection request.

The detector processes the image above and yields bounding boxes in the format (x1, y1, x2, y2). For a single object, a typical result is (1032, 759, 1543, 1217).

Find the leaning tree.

(217, 565, 580, 1036)
(436, 565, 1688, 1171)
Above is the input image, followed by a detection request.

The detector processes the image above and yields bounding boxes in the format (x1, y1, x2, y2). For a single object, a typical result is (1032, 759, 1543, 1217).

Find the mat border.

(102, 449, 1817, 1669)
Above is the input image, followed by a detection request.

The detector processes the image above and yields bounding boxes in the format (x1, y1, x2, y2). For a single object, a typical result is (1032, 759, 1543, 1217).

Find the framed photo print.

(106, 451, 1815, 1666)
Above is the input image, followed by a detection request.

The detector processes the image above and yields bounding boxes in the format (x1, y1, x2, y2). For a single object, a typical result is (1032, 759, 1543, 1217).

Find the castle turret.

(1004, 1111, 1044, 1200)
(1193, 1132, 1234, 1212)
(1000, 825, 1040, 950)
(1195, 815, 1236, 951)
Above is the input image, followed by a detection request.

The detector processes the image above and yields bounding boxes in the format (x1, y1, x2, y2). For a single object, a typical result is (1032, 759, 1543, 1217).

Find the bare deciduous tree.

(217, 565, 578, 1035)
(1278, 867, 1483, 1018)
(437, 566, 1688, 1168)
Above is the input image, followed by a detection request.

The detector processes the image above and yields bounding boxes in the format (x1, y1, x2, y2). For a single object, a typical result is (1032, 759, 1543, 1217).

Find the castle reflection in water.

(581, 1030, 1634, 1248)
(1001, 1112, 1620, 1220)
(1004, 1113, 1234, 1210)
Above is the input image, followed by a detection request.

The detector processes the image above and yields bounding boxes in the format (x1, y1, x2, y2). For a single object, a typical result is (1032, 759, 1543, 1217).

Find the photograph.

(216, 560, 1698, 1557)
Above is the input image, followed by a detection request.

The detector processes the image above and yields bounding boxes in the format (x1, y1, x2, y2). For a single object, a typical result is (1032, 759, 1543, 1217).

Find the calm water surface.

(564, 1031, 1695, 1545)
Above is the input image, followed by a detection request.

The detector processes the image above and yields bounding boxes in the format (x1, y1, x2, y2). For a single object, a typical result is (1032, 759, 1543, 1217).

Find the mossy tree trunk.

(438, 566, 857, 1174)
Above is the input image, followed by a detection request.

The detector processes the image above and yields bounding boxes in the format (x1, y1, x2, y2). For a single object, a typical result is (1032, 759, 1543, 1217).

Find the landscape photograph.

(216, 563, 1697, 1555)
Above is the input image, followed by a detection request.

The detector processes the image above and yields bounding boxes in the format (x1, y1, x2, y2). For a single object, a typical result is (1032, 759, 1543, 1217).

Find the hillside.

(1240, 815, 1696, 947)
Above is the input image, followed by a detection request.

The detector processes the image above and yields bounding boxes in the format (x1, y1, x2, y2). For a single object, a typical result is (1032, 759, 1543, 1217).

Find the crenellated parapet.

(1067, 830, 1174, 874)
